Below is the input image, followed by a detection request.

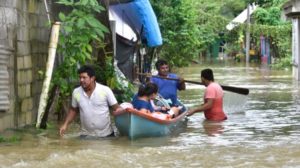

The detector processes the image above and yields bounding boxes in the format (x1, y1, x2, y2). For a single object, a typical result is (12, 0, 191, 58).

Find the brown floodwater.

(1, 62, 300, 168)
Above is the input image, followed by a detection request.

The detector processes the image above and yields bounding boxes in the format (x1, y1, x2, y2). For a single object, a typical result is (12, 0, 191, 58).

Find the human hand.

(178, 77, 186, 90)
(161, 106, 170, 112)
(113, 107, 125, 115)
(178, 77, 185, 83)
(145, 73, 152, 78)
(59, 124, 67, 137)
(186, 110, 194, 116)
(170, 107, 180, 117)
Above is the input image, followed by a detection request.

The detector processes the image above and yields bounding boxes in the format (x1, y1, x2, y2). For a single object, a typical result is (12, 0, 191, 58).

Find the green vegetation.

(251, 0, 292, 69)
(55, 0, 134, 101)
(54, 0, 109, 97)
(151, 0, 291, 69)
(92, 57, 135, 103)
(55, 0, 134, 102)
(150, 0, 244, 67)
(0, 135, 21, 143)
(41, 0, 135, 125)
(0, 123, 59, 143)
(151, 0, 201, 67)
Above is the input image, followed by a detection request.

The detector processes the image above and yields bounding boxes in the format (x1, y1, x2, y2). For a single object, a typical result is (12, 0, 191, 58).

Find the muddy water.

(1, 62, 300, 168)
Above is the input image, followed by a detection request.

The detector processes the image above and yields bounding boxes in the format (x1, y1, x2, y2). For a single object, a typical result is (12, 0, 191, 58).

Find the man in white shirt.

(59, 65, 124, 138)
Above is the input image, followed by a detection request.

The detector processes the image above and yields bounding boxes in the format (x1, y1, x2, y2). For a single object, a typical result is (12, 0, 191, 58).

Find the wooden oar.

(137, 73, 249, 95)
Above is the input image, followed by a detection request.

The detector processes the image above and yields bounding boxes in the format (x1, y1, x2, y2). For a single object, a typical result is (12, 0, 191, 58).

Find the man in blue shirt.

(150, 59, 186, 106)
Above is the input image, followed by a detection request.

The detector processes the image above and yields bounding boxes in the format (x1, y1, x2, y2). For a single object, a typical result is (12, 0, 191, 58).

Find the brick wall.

(0, 0, 51, 130)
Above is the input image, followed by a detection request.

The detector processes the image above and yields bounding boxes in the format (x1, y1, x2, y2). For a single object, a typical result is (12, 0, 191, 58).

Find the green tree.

(151, 0, 246, 66)
(246, 0, 287, 7)
(151, 0, 291, 68)
(151, 0, 201, 67)
(54, 0, 109, 97)
(250, 0, 291, 68)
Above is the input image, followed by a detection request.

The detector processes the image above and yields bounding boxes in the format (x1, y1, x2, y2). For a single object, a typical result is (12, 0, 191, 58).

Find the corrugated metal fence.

(0, 45, 12, 112)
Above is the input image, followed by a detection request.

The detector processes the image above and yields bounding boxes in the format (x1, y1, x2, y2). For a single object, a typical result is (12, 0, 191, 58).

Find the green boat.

(115, 100, 188, 140)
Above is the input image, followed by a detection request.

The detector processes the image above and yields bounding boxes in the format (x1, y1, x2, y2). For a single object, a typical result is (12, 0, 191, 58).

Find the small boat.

(115, 101, 188, 140)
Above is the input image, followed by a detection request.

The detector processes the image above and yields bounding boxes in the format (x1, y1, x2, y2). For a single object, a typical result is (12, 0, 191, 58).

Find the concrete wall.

(0, 0, 51, 130)
(284, 0, 300, 80)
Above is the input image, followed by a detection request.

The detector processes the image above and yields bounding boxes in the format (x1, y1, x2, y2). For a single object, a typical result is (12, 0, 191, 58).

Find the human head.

(201, 68, 214, 84)
(78, 65, 96, 90)
(155, 59, 168, 70)
(155, 59, 169, 76)
(78, 65, 96, 78)
(137, 82, 158, 99)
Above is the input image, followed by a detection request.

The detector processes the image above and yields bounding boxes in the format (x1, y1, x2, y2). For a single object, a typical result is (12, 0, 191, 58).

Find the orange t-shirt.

(203, 82, 227, 121)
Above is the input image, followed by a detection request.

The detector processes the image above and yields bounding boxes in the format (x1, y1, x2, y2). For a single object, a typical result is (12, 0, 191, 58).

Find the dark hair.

(155, 59, 168, 70)
(78, 65, 96, 78)
(138, 82, 158, 97)
(201, 68, 214, 81)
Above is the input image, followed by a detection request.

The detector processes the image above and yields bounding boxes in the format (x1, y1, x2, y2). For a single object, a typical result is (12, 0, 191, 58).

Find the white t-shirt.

(72, 83, 118, 137)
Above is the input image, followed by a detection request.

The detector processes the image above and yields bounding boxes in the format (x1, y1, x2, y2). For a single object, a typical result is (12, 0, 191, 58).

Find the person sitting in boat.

(132, 87, 172, 113)
(150, 59, 186, 108)
(132, 82, 180, 118)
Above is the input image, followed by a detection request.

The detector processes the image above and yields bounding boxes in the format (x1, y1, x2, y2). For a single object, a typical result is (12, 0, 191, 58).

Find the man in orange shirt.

(187, 68, 227, 121)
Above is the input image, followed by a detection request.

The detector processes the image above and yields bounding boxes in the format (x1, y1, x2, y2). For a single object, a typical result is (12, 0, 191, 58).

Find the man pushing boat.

(187, 68, 227, 121)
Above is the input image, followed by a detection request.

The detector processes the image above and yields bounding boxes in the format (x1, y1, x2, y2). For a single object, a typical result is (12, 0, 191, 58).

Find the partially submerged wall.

(0, 0, 51, 130)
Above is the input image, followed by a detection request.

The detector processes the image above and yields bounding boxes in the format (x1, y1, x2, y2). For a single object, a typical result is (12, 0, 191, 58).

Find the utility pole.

(245, 3, 250, 63)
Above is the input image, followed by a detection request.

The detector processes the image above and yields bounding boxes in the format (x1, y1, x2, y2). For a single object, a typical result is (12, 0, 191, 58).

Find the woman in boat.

(132, 82, 180, 118)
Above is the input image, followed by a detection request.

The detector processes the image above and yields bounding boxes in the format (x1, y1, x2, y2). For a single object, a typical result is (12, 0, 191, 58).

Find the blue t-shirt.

(151, 73, 180, 106)
(132, 97, 154, 112)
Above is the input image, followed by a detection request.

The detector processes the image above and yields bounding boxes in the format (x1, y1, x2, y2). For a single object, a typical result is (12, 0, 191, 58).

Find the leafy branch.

(53, 0, 109, 97)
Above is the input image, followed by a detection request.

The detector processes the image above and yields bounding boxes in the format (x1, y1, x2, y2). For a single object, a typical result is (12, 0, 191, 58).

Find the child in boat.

(132, 82, 180, 118)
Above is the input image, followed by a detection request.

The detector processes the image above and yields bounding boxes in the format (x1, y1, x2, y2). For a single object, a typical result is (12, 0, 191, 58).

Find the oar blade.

(221, 85, 249, 95)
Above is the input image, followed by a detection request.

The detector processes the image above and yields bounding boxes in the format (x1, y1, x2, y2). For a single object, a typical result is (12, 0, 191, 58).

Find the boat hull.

(115, 108, 187, 140)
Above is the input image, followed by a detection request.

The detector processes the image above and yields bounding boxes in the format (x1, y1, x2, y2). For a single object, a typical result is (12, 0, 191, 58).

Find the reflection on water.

(202, 120, 225, 136)
(1, 62, 300, 167)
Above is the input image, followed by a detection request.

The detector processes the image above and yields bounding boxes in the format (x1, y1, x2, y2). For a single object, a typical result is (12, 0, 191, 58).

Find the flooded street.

(1, 62, 300, 168)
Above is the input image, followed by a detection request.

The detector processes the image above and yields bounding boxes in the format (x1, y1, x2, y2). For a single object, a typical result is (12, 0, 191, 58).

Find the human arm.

(59, 107, 78, 137)
(150, 100, 170, 112)
(187, 98, 213, 116)
(168, 106, 180, 117)
(111, 104, 125, 116)
(159, 106, 169, 112)
(178, 77, 186, 90)
(105, 85, 125, 116)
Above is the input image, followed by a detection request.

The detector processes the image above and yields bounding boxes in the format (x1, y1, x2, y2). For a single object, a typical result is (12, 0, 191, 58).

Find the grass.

(0, 135, 21, 143)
